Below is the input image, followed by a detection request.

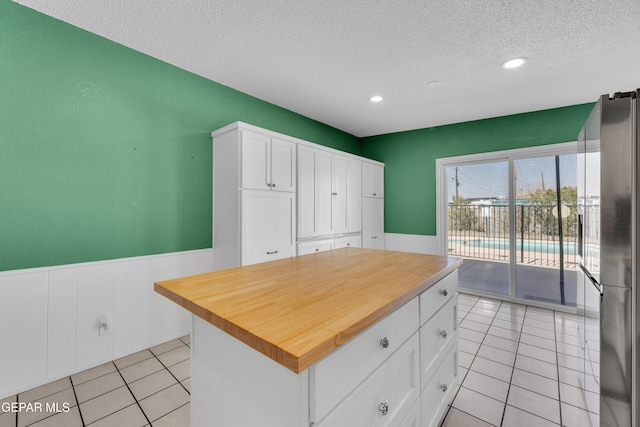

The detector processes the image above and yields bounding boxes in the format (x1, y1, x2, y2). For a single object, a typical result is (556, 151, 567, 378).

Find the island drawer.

(420, 297, 457, 388)
(298, 239, 334, 255)
(398, 398, 420, 427)
(310, 297, 419, 423)
(420, 270, 457, 326)
(333, 235, 361, 249)
(314, 332, 420, 427)
(420, 343, 457, 427)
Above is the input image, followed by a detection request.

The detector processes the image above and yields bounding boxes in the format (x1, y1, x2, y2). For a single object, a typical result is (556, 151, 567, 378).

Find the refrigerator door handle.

(579, 264, 603, 295)
(577, 213, 583, 259)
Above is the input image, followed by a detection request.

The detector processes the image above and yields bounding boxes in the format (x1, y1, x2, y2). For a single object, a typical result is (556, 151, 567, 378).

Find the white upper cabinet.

(347, 159, 362, 232)
(298, 147, 362, 239)
(214, 121, 382, 264)
(331, 155, 349, 234)
(316, 150, 333, 235)
(362, 162, 384, 198)
(241, 130, 296, 192)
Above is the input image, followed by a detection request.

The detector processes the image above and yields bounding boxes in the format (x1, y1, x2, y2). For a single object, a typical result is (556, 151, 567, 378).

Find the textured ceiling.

(14, 0, 640, 137)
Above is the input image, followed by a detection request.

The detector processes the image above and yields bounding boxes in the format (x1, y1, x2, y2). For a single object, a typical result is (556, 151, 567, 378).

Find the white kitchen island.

(155, 248, 461, 427)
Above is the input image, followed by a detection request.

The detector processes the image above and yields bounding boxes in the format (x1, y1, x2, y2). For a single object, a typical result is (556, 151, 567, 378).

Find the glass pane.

(446, 162, 510, 295)
(514, 154, 577, 306)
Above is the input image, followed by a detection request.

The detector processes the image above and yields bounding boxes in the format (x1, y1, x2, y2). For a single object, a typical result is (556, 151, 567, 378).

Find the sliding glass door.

(440, 145, 577, 308)
(446, 160, 510, 296)
(514, 154, 577, 306)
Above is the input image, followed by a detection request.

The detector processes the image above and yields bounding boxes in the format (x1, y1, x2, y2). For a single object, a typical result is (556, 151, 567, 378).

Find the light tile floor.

(0, 336, 190, 427)
(441, 293, 599, 427)
(1, 294, 600, 427)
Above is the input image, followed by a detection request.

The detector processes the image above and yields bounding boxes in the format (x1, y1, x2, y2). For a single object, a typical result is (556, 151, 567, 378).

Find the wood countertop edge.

(154, 255, 462, 374)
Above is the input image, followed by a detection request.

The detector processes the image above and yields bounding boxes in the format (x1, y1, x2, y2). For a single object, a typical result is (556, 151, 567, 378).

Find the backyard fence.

(448, 204, 578, 269)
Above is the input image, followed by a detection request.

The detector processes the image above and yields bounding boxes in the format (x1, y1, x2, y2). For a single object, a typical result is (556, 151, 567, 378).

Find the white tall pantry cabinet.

(362, 163, 385, 249)
(212, 124, 296, 268)
(297, 147, 363, 239)
(212, 122, 385, 268)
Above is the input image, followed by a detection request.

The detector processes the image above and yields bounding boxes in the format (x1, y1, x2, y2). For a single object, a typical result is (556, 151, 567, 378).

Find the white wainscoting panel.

(76, 263, 116, 371)
(0, 272, 48, 397)
(47, 269, 77, 380)
(384, 233, 441, 255)
(0, 249, 214, 399)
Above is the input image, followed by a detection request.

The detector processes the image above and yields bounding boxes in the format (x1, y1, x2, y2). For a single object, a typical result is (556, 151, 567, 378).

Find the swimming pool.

(451, 239, 576, 254)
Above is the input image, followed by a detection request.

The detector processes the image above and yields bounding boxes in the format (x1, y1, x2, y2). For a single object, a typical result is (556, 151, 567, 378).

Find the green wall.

(0, 0, 597, 272)
(361, 104, 595, 236)
(0, 1, 360, 271)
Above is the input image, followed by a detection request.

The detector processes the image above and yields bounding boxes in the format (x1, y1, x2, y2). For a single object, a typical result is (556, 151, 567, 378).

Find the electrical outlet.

(98, 315, 112, 336)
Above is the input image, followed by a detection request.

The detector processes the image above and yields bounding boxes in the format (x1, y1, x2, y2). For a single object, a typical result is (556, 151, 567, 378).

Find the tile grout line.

(111, 363, 152, 427)
(452, 297, 506, 426)
(497, 300, 522, 427)
(68, 377, 86, 427)
(150, 345, 191, 397)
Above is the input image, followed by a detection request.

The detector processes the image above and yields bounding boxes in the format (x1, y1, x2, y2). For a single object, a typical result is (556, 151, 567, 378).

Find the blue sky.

(447, 154, 577, 201)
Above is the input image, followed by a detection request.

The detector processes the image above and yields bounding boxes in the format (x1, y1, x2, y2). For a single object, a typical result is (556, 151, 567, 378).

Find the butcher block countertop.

(154, 248, 462, 374)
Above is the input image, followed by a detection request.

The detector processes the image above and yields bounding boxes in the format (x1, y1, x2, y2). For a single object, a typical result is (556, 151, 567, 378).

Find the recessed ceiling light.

(370, 95, 383, 102)
(502, 57, 527, 69)
(427, 80, 442, 88)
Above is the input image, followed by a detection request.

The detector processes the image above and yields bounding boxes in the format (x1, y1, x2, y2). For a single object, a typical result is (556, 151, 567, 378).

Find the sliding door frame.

(436, 142, 577, 311)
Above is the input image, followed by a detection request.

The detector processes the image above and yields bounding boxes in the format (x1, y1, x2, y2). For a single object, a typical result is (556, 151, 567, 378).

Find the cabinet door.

(362, 162, 384, 198)
(241, 130, 270, 191)
(241, 190, 295, 266)
(348, 159, 362, 232)
(362, 197, 384, 249)
(297, 147, 316, 238)
(270, 137, 296, 192)
(316, 151, 333, 235)
(331, 155, 349, 234)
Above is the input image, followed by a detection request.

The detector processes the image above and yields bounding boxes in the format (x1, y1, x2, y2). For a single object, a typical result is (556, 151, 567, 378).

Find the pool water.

(451, 239, 576, 254)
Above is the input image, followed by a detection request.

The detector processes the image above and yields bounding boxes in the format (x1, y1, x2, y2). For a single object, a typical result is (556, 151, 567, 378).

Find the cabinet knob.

(315, 249, 319, 252)
(332, 192, 337, 196)
(441, 289, 448, 297)
(372, 193, 377, 196)
(267, 183, 272, 187)
(380, 337, 390, 349)
(371, 236, 377, 239)
(440, 330, 448, 339)
(272, 183, 276, 187)
(440, 383, 448, 392)
(266, 250, 278, 255)
(378, 399, 389, 416)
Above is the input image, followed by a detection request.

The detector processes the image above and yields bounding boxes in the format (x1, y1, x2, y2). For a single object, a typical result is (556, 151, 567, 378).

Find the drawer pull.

(266, 250, 278, 255)
(378, 399, 389, 416)
(440, 330, 448, 339)
(440, 383, 448, 392)
(441, 289, 448, 297)
(380, 337, 390, 349)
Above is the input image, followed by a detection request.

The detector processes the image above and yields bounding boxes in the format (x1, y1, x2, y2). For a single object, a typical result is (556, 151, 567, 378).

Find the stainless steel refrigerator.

(577, 90, 638, 427)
